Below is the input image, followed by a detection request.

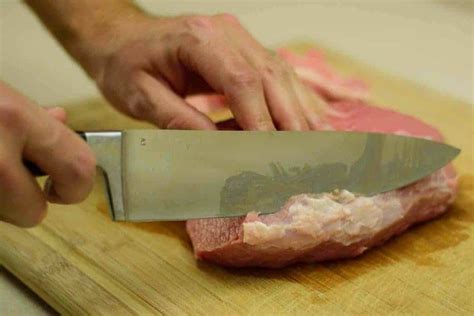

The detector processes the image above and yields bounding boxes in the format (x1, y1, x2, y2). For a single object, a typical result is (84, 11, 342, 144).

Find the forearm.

(25, 0, 149, 78)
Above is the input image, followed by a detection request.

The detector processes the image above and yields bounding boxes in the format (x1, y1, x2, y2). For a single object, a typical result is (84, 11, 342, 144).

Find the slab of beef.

(185, 50, 458, 268)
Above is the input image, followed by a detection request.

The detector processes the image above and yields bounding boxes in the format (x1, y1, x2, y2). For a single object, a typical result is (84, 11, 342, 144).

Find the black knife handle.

(25, 131, 87, 177)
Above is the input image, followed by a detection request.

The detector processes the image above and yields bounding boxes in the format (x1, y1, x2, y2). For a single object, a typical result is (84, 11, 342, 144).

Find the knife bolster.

(84, 131, 125, 221)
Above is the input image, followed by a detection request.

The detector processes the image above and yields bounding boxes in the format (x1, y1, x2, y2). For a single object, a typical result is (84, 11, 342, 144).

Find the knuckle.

(259, 56, 290, 80)
(228, 68, 260, 88)
(179, 16, 216, 47)
(183, 15, 215, 36)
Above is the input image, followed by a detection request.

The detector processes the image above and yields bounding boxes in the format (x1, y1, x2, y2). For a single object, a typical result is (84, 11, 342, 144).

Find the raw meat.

(278, 48, 370, 101)
(185, 50, 458, 268)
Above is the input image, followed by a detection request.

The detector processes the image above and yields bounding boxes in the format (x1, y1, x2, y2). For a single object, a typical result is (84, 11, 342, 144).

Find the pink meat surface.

(278, 48, 370, 101)
(185, 50, 458, 268)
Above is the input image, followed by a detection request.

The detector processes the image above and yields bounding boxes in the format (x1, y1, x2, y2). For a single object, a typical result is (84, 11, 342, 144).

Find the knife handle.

(24, 130, 125, 221)
(24, 131, 87, 177)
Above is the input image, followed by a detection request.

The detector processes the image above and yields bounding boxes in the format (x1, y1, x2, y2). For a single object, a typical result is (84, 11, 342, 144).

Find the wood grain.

(0, 43, 472, 315)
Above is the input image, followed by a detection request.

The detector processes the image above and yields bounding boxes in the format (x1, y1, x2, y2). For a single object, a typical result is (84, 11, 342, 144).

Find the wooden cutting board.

(1, 43, 472, 315)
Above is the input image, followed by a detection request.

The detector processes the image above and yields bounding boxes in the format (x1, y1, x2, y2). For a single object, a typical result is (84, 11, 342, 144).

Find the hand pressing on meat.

(26, 0, 327, 131)
(0, 82, 96, 227)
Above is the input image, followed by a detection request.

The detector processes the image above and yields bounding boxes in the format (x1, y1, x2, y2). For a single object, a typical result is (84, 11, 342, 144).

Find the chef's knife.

(28, 130, 460, 221)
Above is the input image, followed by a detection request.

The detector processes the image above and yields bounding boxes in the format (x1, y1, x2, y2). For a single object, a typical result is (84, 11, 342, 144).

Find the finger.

(177, 16, 275, 130)
(214, 15, 308, 130)
(260, 60, 309, 130)
(290, 74, 329, 129)
(135, 71, 217, 130)
(0, 84, 48, 226)
(0, 136, 47, 227)
(46, 106, 67, 123)
(23, 105, 96, 204)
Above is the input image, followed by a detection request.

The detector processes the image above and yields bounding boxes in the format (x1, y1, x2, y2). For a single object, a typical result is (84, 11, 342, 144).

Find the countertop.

(0, 1, 472, 314)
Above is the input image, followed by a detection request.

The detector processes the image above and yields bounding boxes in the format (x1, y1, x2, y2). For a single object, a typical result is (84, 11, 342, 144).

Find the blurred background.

(0, 0, 473, 314)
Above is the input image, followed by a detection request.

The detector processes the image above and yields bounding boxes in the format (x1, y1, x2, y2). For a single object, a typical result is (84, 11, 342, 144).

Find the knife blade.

(75, 130, 459, 222)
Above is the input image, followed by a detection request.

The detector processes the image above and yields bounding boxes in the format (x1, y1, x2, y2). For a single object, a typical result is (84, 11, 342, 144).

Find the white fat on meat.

(243, 190, 404, 248)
